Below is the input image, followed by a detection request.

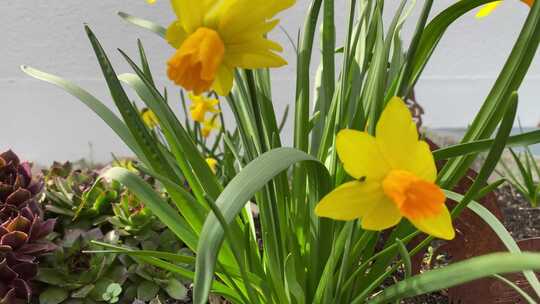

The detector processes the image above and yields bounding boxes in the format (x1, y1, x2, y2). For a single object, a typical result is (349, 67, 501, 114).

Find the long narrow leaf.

(433, 130, 540, 160)
(20, 66, 146, 163)
(369, 252, 540, 303)
(193, 148, 331, 304)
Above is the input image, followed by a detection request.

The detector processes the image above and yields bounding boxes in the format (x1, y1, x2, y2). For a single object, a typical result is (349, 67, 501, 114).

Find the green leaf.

(20, 66, 146, 163)
(284, 254, 305, 304)
(117, 69, 220, 201)
(106, 283, 122, 297)
(369, 252, 540, 303)
(364, 7, 386, 135)
(36, 268, 66, 286)
(395, 238, 411, 279)
(163, 279, 188, 300)
(137, 281, 160, 302)
(193, 148, 330, 304)
(451, 92, 518, 217)
(433, 129, 540, 160)
(88, 241, 265, 288)
(102, 167, 198, 250)
(294, 0, 322, 152)
(118, 12, 166, 38)
(72, 285, 95, 299)
(84, 26, 180, 184)
(40, 287, 69, 304)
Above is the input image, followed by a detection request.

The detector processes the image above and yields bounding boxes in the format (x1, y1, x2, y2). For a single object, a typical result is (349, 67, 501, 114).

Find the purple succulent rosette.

(0, 150, 55, 304)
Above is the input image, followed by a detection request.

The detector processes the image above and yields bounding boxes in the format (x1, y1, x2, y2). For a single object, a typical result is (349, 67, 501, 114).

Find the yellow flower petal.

(189, 94, 220, 122)
(336, 129, 390, 180)
(206, 158, 218, 174)
(201, 116, 220, 138)
(476, 1, 502, 18)
(225, 51, 287, 69)
(141, 108, 159, 129)
(212, 64, 234, 96)
(361, 198, 402, 231)
(376, 97, 437, 182)
(166, 21, 188, 49)
(165, 0, 292, 95)
(409, 206, 455, 240)
(315, 180, 385, 221)
(170, 0, 205, 33)
(217, 0, 296, 38)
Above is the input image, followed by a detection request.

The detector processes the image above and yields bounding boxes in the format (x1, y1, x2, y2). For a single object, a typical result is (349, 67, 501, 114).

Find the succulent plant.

(38, 159, 188, 303)
(0, 150, 44, 218)
(36, 228, 127, 304)
(108, 193, 154, 235)
(42, 161, 116, 230)
(0, 150, 55, 304)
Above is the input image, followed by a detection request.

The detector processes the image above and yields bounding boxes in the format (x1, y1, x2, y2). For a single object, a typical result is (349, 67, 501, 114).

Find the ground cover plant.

(14, 0, 540, 303)
(36, 161, 190, 304)
(0, 150, 56, 304)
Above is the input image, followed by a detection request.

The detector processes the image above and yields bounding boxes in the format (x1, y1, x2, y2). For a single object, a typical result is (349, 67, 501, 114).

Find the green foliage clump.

(37, 161, 189, 304)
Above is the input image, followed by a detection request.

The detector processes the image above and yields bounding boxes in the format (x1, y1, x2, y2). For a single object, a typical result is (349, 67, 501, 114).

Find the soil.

(496, 185, 540, 240)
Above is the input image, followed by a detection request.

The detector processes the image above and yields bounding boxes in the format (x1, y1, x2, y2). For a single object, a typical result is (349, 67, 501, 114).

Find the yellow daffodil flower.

(206, 158, 218, 174)
(189, 93, 220, 123)
(165, 0, 295, 96)
(201, 116, 220, 138)
(476, 0, 533, 18)
(315, 98, 455, 240)
(141, 108, 159, 129)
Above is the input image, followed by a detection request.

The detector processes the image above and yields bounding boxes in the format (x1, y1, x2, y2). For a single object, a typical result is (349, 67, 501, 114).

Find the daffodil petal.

(476, 1, 502, 18)
(409, 206, 455, 240)
(361, 197, 402, 231)
(225, 49, 287, 69)
(170, 0, 205, 32)
(410, 141, 437, 182)
(315, 180, 385, 221)
(212, 64, 234, 96)
(166, 21, 188, 48)
(376, 97, 436, 181)
(217, 0, 296, 37)
(336, 129, 390, 180)
(224, 20, 280, 44)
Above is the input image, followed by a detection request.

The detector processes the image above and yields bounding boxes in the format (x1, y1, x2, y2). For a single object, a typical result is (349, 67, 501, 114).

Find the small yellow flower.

(147, 0, 156, 4)
(315, 98, 455, 240)
(206, 158, 218, 174)
(476, 0, 533, 18)
(201, 116, 220, 138)
(141, 108, 159, 129)
(189, 93, 220, 123)
(165, 0, 295, 96)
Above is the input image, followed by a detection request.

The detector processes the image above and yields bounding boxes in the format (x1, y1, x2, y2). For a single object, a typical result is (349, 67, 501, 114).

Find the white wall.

(1, 1, 539, 164)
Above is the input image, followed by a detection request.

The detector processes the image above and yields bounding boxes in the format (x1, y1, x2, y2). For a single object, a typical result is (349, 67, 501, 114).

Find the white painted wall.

(1, 1, 539, 164)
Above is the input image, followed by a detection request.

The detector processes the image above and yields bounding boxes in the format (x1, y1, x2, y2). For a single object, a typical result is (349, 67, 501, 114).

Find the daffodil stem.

(245, 70, 269, 153)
